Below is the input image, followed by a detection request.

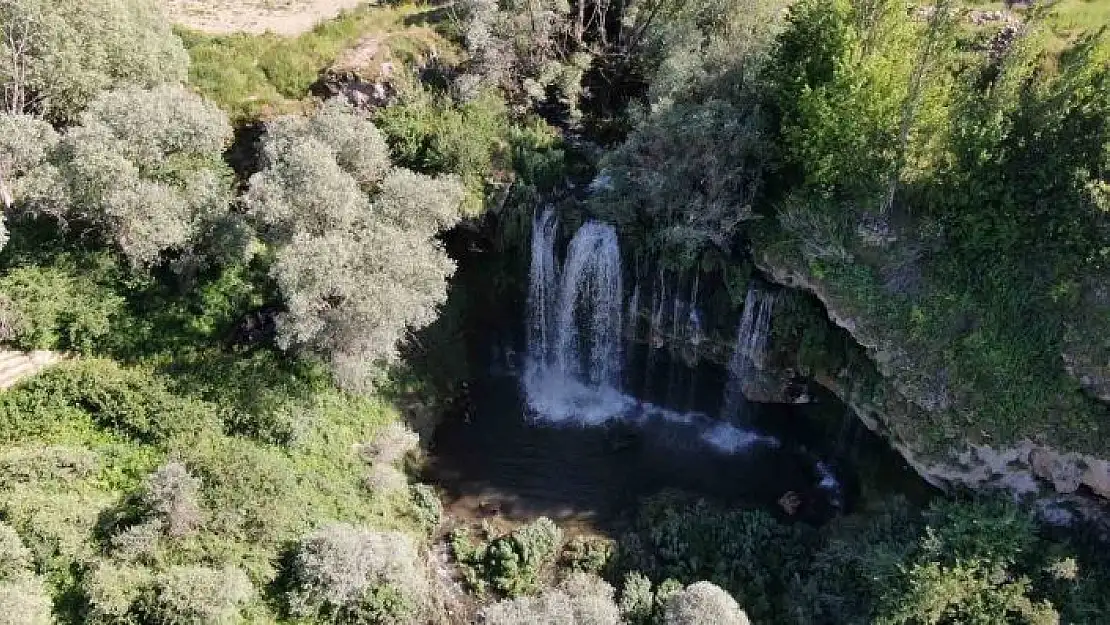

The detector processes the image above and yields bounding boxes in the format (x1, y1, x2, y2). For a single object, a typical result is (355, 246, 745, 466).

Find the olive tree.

(0, 113, 59, 249)
(287, 523, 431, 623)
(662, 582, 750, 625)
(0, 522, 52, 625)
(0, 0, 188, 122)
(19, 85, 235, 268)
(481, 573, 621, 625)
(245, 101, 464, 392)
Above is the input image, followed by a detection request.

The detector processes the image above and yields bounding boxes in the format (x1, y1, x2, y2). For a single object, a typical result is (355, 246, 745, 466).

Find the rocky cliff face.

(753, 253, 1110, 524)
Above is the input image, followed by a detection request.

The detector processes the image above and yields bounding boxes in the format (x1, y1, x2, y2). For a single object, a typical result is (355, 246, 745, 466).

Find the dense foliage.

(0, 0, 188, 122)
(0, 0, 1108, 623)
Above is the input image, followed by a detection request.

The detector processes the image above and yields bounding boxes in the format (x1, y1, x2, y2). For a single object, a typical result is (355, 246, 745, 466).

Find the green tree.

(766, 0, 950, 206)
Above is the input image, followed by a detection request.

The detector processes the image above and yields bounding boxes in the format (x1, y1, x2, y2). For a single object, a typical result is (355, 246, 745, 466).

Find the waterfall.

(720, 286, 777, 420)
(525, 217, 630, 423)
(555, 222, 624, 387)
(528, 208, 559, 368)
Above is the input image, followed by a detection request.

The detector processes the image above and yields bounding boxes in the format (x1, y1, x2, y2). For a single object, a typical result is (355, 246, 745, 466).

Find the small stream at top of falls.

(426, 208, 931, 528)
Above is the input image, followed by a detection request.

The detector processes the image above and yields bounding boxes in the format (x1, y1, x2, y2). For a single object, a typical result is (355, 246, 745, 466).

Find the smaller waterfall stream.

(527, 208, 559, 368)
(720, 286, 777, 421)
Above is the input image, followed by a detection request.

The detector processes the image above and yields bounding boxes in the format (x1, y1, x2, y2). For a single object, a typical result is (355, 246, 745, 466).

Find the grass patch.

(179, 3, 458, 121)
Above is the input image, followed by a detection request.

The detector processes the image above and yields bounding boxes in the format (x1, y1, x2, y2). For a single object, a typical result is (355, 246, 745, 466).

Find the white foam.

(701, 423, 780, 454)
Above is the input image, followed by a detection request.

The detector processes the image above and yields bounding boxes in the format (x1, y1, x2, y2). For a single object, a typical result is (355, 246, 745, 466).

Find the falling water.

(720, 286, 777, 421)
(685, 275, 704, 348)
(528, 207, 559, 368)
(626, 283, 640, 340)
(555, 222, 624, 387)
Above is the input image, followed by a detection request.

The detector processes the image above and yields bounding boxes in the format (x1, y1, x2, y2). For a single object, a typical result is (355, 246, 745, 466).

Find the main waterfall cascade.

(554, 222, 623, 387)
(520, 208, 842, 507)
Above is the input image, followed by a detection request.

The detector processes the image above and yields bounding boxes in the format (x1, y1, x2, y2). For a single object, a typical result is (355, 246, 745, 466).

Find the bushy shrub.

(617, 494, 814, 621)
(481, 572, 620, 625)
(561, 536, 613, 575)
(139, 461, 203, 537)
(0, 359, 219, 444)
(874, 500, 1059, 625)
(82, 563, 154, 624)
(0, 576, 53, 625)
(451, 517, 563, 597)
(662, 582, 751, 625)
(287, 523, 429, 623)
(180, 434, 310, 545)
(107, 519, 163, 565)
(141, 565, 253, 625)
(618, 571, 654, 625)
(407, 484, 442, 531)
(0, 264, 125, 352)
(364, 465, 408, 495)
(0, 445, 98, 489)
(0, 0, 189, 122)
(359, 423, 420, 467)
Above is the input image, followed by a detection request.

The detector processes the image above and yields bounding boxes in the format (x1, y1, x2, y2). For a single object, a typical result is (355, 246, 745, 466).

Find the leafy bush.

(82, 563, 154, 624)
(617, 493, 814, 621)
(286, 523, 429, 624)
(0, 576, 53, 625)
(0, 264, 125, 352)
(561, 535, 613, 575)
(406, 484, 442, 531)
(875, 500, 1057, 625)
(358, 422, 420, 467)
(138, 462, 204, 537)
(140, 566, 253, 625)
(481, 572, 620, 625)
(451, 517, 563, 597)
(0, 522, 32, 581)
(618, 571, 654, 625)
(0, 446, 98, 489)
(0, 359, 219, 445)
(180, 434, 310, 545)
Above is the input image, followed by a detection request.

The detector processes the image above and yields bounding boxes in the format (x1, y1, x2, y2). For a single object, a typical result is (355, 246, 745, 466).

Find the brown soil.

(164, 0, 373, 35)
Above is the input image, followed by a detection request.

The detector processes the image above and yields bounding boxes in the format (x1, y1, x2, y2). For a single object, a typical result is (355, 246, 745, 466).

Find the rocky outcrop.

(754, 253, 1110, 515)
(318, 37, 397, 111)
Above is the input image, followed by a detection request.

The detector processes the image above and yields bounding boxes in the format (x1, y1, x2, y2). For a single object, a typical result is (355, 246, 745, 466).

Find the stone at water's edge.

(754, 255, 1110, 523)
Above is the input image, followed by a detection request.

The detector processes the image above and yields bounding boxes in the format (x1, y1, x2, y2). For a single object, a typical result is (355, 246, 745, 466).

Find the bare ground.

(164, 0, 374, 35)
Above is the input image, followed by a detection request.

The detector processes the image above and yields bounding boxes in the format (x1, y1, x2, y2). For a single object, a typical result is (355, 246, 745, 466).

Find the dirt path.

(164, 0, 374, 35)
